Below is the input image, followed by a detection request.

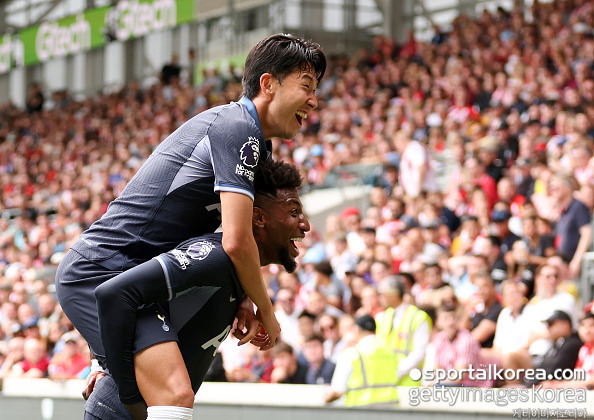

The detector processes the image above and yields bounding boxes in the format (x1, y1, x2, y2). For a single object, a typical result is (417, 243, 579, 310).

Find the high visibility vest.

(376, 305, 432, 386)
(345, 336, 402, 406)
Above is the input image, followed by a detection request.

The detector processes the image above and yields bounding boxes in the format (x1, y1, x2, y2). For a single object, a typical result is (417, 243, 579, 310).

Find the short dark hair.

(304, 333, 324, 344)
(437, 304, 458, 316)
(242, 34, 326, 99)
(298, 310, 317, 322)
(273, 341, 295, 356)
(254, 159, 302, 202)
(380, 275, 405, 297)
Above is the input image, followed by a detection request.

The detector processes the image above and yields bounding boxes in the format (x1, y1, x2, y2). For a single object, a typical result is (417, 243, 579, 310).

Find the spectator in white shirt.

(394, 130, 438, 198)
(490, 281, 531, 358)
(275, 288, 301, 350)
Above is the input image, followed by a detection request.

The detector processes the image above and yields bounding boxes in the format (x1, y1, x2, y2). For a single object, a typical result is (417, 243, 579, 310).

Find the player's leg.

(129, 283, 241, 418)
(134, 341, 194, 408)
(55, 249, 121, 363)
(132, 306, 194, 420)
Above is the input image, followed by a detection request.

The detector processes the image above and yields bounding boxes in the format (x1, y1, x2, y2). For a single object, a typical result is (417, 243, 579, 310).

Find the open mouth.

(295, 111, 307, 126)
(290, 236, 303, 256)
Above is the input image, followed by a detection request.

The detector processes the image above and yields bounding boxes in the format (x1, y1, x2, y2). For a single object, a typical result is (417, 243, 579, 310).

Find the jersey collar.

(239, 96, 263, 136)
(239, 96, 272, 158)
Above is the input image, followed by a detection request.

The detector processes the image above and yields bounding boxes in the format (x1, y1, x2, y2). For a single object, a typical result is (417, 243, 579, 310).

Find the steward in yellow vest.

(376, 276, 432, 386)
(324, 314, 401, 406)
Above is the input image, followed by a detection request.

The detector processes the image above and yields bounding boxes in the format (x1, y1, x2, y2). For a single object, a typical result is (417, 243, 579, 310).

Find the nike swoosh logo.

(229, 296, 236, 302)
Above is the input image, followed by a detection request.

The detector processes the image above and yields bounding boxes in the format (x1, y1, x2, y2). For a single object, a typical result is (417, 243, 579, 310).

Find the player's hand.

(82, 371, 106, 400)
(256, 308, 281, 351)
(232, 296, 261, 345)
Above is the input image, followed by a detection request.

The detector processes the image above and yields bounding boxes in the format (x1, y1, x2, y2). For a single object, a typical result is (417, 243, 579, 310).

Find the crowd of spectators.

(0, 0, 593, 396)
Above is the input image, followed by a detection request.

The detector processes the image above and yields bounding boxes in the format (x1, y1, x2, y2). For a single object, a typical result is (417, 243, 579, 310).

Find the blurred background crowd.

(0, 0, 594, 392)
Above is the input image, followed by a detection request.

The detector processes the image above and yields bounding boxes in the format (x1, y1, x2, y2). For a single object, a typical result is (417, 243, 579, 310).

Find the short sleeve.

(486, 302, 503, 323)
(330, 348, 357, 393)
(575, 201, 592, 229)
(209, 119, 263, 201)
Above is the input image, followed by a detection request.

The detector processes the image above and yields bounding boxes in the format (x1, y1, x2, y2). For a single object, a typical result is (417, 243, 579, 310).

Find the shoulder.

(567, 333, 584, 347)
(433, 331, 447, 344)
(489, 301, 503, 314)
(498, 306, 512, 319)
(457, 329, 477, 345)
(323, 359, 337, 372)
(208, 102, 259, 136)
(408, 304, 430, 320)
(176, 234, 227, 259)
(554, 292, 576, 305)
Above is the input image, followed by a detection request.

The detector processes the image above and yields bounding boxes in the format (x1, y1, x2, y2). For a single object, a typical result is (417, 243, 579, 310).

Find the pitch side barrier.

(2, 379, 594, 419)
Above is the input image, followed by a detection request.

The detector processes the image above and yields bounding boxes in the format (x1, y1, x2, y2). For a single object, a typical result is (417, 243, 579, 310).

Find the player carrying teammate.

(85, 160, 309, 419)
(55, 33, 325, 419)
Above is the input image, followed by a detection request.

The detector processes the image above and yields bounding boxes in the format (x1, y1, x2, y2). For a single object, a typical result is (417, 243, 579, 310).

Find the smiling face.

(254, 188, 310, 272)
(265, 69, 319, 140)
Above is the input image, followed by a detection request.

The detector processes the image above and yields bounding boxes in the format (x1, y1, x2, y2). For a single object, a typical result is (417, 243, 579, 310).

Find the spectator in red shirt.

(10, 337, 50, 378)
(48, 336, 90, 379)
(462, 156, 498, 209)
(427, 305, 492, 387)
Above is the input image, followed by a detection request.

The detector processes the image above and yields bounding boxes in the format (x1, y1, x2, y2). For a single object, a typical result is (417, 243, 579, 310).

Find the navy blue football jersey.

(71, 97, 270, 263)
(95, 233, 245, 403)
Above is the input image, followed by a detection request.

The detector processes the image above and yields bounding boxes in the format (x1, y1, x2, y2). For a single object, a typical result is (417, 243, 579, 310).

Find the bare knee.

(166, 384, 195, 408)
(134, 341, 194, 407)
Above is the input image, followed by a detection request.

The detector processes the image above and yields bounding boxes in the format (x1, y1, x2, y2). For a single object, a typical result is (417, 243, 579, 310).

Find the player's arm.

(220, 191, 280, 349)
(94, 259, 171, 404)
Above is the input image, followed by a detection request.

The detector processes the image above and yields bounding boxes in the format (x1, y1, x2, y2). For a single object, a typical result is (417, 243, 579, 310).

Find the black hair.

(298, 310, 317, 322)
(242, 34, 326, 99)
(437, 304, 458, 316)
(486, 235, 502, 248)
(272, 341, 294, 355)
(304, 333, 325, 344)
(254, 159, 303, 201)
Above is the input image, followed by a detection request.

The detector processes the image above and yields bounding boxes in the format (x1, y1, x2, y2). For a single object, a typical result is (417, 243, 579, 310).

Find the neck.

(559, 195, 573, 211)
(318, 276, 330, 285)
(311, 360, 323, 370)
(392, 300, 403, 309)
(447, 329, 458, 341)
(251, 95, 272, 140)
(541, 289, 555, 299)
(255, 236, 269, 266)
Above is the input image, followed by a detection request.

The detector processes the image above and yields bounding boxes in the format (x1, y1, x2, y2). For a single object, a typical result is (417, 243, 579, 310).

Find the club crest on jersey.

(186, 241, 215, 260)
(240, 137, 260, 168)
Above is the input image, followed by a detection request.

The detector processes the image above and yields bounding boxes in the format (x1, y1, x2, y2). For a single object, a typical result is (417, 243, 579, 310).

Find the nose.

(307, 92, 318, 110)
(300, 213, 311, 232)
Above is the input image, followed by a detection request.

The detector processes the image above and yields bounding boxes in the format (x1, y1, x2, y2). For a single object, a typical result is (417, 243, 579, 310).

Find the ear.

(253, 207, 266, 229)
(259, 73, 276, 99)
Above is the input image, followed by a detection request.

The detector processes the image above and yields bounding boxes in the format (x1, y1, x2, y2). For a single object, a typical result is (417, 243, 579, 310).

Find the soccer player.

(85, 160, 309, 419)
(55, 33, 325, 414)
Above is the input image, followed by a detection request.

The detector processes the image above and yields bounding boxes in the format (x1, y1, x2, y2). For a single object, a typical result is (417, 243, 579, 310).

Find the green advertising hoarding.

(0, 0, 195, 73)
